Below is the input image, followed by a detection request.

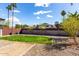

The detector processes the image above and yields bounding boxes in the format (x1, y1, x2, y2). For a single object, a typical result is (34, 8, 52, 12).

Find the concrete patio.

(0, 40, 35, 56)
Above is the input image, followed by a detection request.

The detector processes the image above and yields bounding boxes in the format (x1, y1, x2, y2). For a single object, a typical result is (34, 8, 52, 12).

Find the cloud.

(47, 14, 53, 18)
(14, 10, 21, 13)
(36, 16, 40, 19)
(6, 16, 21, 25)
(34, 10, 52, 15)
(34, 3, 50, 7)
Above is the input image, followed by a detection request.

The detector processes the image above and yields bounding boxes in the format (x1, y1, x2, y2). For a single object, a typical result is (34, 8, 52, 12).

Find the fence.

(2, 27, 21, 35)
(19, 29, 69, 36)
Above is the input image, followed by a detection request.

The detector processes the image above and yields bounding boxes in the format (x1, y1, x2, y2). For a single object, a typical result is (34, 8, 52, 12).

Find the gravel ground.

(24, 44, 79, 56)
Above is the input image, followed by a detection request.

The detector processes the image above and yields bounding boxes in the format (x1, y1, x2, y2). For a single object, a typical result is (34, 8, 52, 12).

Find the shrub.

(61, 16, 79, 45)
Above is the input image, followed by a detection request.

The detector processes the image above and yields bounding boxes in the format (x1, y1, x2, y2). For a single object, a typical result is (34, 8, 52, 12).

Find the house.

(0, 18, 5, 36)
(0, 18, 5, 26)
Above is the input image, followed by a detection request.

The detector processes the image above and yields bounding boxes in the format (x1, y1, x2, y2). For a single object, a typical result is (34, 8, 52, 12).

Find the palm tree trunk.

(8, 10, 9, 27)
(63, 16, 65, 21)
(12, 7, 14, 34)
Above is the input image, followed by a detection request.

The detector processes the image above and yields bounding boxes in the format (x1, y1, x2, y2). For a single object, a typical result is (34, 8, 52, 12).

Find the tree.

(10, 3, 17, 34)
(39, 23, 49, 29)
(70, 3, 73, 6)
(61, 10, 66, 21)
(22, 24, 29, 29)
(35, 25, 39, 29)
(61, 16, 79, 45)
(55, 21, 60, 30)
(3, 20, 10, 27)
(6, 4, 12, 27)
(68, 11, 79, 20)
(15, 24, 21, 29)
(39, 23, 49, 27)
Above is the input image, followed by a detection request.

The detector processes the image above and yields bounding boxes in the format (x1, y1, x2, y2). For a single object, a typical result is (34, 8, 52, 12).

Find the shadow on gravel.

(44, 44, 68, 51)
(44, 38, 69, 51)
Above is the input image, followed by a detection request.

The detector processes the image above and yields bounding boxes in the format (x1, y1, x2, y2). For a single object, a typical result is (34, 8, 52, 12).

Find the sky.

(0, 3, 79, 26)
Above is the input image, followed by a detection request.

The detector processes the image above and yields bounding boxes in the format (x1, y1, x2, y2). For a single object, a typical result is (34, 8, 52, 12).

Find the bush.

(61, 14, 79, 45)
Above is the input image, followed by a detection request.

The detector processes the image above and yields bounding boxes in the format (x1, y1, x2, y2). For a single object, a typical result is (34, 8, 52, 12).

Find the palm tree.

(61, 10, 66, 21)
(6, 5, 12, 27)
(55, 21, 60, 30)
(10, 3, 17, 34)
(68, 11, 79, 20)
(70, 3, 73, 6)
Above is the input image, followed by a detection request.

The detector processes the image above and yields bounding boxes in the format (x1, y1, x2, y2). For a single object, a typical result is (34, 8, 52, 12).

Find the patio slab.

(0, 40, 35, 56)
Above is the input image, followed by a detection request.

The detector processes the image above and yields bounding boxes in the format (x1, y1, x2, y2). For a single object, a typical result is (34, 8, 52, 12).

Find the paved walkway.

(0, 40, 35, 56)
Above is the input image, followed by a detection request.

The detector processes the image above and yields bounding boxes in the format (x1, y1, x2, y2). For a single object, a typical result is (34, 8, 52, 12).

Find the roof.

(0, 18, 5, 21)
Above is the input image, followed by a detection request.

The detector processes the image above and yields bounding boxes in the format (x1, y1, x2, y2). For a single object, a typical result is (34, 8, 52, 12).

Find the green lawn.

(0, 35, 53, 44)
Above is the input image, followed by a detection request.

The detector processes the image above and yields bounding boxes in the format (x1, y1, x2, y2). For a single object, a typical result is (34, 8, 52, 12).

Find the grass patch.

(0, 35, 53, 44)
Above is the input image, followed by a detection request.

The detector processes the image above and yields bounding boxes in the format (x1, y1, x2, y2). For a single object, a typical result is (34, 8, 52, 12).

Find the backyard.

(0, 3, 79, 56)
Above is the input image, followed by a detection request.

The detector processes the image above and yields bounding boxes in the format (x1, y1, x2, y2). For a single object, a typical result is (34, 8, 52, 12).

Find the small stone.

(76, 47, 79, 50)
(60, 47, 66, 50)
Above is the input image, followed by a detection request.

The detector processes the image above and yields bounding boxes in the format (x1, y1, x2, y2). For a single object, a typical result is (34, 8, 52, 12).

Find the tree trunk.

(68, 36, 78, 46)
(8, 10, 9, 27)
(12, 7, 14, 34)
(73, 37, 78, 45)
(63, 16, 65, 21)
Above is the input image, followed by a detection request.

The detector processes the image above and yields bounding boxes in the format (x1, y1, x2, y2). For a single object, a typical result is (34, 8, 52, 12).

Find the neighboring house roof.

(0, 18, 5, 21)
(0, 18, 5, 28)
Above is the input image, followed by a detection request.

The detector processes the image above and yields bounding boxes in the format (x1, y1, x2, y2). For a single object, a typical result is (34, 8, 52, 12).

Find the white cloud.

(6, 16, 21, 26)
(35, 3, 50, 7)
(36, 16, 40, 19)
(34, 10, 52, 15)
(47, 14, 53, 18)
(14, 10, 21, 13)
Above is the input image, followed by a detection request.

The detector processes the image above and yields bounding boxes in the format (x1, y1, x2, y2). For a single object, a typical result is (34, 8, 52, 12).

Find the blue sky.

(0, 3, 79, 25)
